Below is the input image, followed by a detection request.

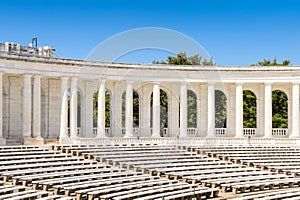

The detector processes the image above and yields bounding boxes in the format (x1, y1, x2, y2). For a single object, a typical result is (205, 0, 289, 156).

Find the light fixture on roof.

(28, 37, 37, 48)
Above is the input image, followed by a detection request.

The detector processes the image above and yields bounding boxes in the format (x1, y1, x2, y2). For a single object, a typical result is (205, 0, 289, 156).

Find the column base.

(123, 135, 135, 138)
(152, 135, 161, 138)
(0, 138, 6, 145)
(289, 134, 300, 138)
(23, 137, 44, 145)
(59, 137, 76, 144)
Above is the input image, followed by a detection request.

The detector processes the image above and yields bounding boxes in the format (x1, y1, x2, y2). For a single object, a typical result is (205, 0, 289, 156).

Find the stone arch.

(215, 90, 227, 128)
(243, 90, 257, 128)
(272, 90, 288, 128)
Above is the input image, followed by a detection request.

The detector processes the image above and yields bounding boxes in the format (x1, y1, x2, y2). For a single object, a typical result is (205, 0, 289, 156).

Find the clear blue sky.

(1, 0, 300, 66)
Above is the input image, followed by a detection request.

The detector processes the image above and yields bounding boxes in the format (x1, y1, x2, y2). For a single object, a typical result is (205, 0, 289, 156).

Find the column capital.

(180, 82, 188, 85)
(98, 79, 106, 86)
(70, 77, 78, 81)
(126, 80, 134, 85)
(292, 82, 300, 85)
(207, 81, 216, 86)
(23, 74, 33, 78)
(235, 82, 244, 86)
(98, 79, 106, 83)
(60, 76, 69, 81)
(264, 82, 273, 86)
(153, 81, 160, 85)
(34, 75, 42, 79)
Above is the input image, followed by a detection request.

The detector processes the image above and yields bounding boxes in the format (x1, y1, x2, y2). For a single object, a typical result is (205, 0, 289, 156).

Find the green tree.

(215, 90, 227, 128)
(153, 52, 215, 66)
(272, 90, 288, 128)
(243, 90, 257, 128)
(250, 58, 290, 66)
(187, 90, 197, 128)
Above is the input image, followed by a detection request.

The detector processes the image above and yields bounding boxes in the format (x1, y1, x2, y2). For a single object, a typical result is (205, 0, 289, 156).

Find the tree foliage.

(272, 90, 288, 128)
(215, 90, 227, 128)
(250, 58, 290, 66)
(187, 90, 197, 128)
(243, 90, 257, 128)
(153, 52, 215, 66)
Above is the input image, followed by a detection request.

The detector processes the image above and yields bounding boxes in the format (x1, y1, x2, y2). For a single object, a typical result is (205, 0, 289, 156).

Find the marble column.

(124, 81, 134, 137)
(23, 74, 32, 138)
(235, 83, 244, 137)
(70, 78, 78, 138)
(97, 80, 106, 138)
(0, 73, 3, 138)
(59, 77, 69, 139)
(152, 82, 161, 137)
(179, 83, 187, 137)
(33, 75, 41, 138)
(290, 83, 300, 138)
(264, 82, 273, 138)
(207, 83, 215, 137)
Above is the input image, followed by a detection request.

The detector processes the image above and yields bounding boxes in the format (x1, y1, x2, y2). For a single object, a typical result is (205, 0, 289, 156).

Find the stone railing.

(272, 128, 288, 137)
(215, 128, 227, 136)
(187, 128, 197, 136)
(121, 128, 140, 136)
(68, 137, 300, 147)
(92, 127, 112, 137)
(67, 127, 81, 137)
(150, 128, 168, 137)
(243, 128, 256, 136)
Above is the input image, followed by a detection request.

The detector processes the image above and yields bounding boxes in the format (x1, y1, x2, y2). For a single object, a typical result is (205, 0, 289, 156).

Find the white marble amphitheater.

(2, 42, 300, 200)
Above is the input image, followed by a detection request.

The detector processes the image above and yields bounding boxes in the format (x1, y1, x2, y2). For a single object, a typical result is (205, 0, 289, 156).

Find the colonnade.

(0, 74, 299, 144)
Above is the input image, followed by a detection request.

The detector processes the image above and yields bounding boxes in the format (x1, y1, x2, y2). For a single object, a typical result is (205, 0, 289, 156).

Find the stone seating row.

(0, 153, 72, 162)
(12, 167, 123, 186)
(2, 164, 106, 182)
(182, 171, 275, 184)
(0, 145, 49, 150)
(0, 185, 49, 200)
(179, 145, 295, 152)
(34, 171, 141, 191)
(211, 154, 300, 177)
(232, 188, 300, 200)
(68, 146, 176, 157)
(53, 143, 165, 152)
(0, 150, 60, 157)
(229, 178, 300, 194)
(167, 167, 260, 180)
(0, 160, 96, 172)
(0, 156, 84, 167)
(91, 182, 216, 200)
(37, 195, 74, 200)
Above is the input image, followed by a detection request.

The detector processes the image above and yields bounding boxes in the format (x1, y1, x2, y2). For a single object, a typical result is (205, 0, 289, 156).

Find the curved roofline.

(1, 51, 300, 72)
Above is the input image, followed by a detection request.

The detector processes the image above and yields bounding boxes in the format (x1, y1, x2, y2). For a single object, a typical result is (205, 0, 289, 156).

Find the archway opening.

(272, 90, 288, 128)
(187, 90, 197, 128)
(215, 90, 227, 128)
(243, 90, 257, 128)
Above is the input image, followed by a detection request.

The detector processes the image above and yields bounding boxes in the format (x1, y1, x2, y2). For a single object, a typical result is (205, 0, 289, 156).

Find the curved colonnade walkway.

(1, 144, 300, 199)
